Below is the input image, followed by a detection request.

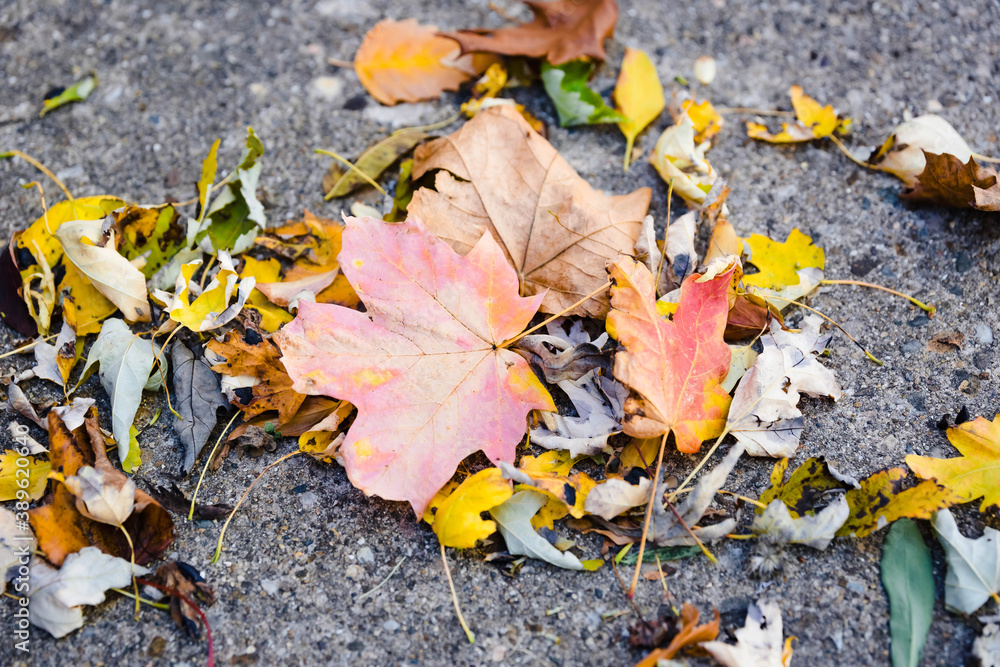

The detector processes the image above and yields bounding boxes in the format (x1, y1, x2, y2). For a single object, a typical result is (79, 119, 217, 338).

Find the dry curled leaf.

(440, 0, 619, 65)
(905, 152, 1000, 211)
(701, 600, 792, 667)
(411, 104, 650, 317)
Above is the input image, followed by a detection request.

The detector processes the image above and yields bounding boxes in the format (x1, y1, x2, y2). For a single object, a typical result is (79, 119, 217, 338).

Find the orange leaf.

(633, 603, 721, 666)
(440, 0, 619, 65)
(275, 216, 554, 515)
(354, 19, 493, 105)
(607, 256, 734, 453)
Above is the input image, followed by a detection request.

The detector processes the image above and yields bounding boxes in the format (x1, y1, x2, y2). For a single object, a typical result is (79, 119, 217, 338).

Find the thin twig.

(717, 489, 767, 508)
(327, 58, 354, 68)
(357, 556, 407, 602)
(500, 281, 612, 348)
(820, 279, 935, 315)
(628, 433, 668, 598)
(715, 107, 795, 117)
(211, 451, 303, 564)
(189, 411, 242, 520)
(441, 544, 475, 644)
(2, 150, 74, 200)
(664, 496, 715, 563)
(316, 149, 388, 198)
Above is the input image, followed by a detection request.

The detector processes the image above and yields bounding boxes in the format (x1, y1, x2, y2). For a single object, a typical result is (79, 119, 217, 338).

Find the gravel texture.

(1, 0, 999, 665)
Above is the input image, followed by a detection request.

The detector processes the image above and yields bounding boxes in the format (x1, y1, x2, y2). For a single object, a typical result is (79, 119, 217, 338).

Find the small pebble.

(382, 619, 400, 632)
(976, 324, 994, 346)
(845, 581, 865, 594)
(345, 564, 365, 581)
(357, 546, 374, 564)
(260, 578, 280, 595)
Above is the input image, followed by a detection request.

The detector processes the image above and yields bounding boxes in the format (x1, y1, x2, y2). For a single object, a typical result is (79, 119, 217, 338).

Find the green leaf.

(324, 130, 427, 200)
(540, 61, 627, 128)
(80, 319, 164, 469)
(116, 205, 187, 279)
(619, 545, 701, 565)
(200, 128, 266, 253)
(881, 519, 934, 667)
(490, 490, 584, 570)
(386, 159, 415, 223)
(932, 508, 1000, 614)
(40, 74, 98, 117)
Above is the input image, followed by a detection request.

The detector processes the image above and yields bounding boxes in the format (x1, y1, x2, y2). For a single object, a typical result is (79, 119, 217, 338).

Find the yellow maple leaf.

(614, 48, 665, 171)
(743, 229, 825, 291)
(423, 468, 513, 549)
(907, 415, 1000, 511)
(746, 86, 851, 143)
(153, 251, 254, 332)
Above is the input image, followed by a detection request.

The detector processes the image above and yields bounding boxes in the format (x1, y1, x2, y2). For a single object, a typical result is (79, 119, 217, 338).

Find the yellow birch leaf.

(682, 99, 723, 143)
(615, 48, 665, 171)
(743, 229, 825, 291)
(427, 469, 513, 548)
(0, 450, 51, 501)
(837, 468, 960, 537)
(907, 415, 1000, 511)
(746, 85, 851, 143)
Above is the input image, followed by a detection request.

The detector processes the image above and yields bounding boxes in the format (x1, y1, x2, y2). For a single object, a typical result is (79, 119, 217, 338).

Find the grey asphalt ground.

(2, 0, 999, 665)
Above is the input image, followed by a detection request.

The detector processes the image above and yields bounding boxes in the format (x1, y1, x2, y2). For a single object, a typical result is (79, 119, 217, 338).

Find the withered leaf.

(905, 151, 1000, 211)
(170, 342, 228, 474)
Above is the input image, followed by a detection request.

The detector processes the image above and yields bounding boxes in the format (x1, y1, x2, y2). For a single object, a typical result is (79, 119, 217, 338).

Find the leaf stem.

(357, 556, 407, 603)
(628, 432, 667, 598)
(111, 587, 170, 610)
(2, 150, 74, 200)
(315, 149, 388, 198)
(441, 544, 475, 644)
(500, 280, 612, 348)
(819, 279, 935, 315)
(971, 152, 1000, 164)
(654, 179, 675, 294)
(828, 134, 873, 169)
(189, 411, 242, 520)
(210, 450, 302, 564)
(118, 524, 140, 620)
(0, 334, 59, 360)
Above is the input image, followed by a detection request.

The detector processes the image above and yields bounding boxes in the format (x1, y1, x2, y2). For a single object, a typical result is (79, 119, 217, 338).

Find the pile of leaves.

(2, 1, 998, 665)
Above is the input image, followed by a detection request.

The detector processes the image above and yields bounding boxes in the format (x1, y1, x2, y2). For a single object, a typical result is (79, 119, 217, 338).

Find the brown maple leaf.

(440, 0, 618, 65)
(411, 104, 650, 317)
(905, 151, 1000, 211)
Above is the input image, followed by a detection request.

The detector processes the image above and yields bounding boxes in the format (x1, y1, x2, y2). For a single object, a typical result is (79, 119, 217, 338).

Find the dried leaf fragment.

(907, 414, 1000, 511)
(747, 85, 850, 143)
(701, 600, 791, 667)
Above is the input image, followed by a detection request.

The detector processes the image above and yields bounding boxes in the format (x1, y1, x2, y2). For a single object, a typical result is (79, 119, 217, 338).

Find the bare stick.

(820, 279, 935, 315)
(628, 432, 668, 598)
(441, 544, 475, 644)
(0, 334, 58, 360)
(971, 152, 1000, 164)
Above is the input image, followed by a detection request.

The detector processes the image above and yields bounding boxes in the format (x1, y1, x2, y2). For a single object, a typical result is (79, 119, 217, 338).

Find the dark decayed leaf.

(154, 561, 216, 639)
(147, 483, 233, 520)
(881, 519, 934, 667)
(905, 151, 1000, 211)
(170, 342, 228, 474)
(0, 237, 37, 336)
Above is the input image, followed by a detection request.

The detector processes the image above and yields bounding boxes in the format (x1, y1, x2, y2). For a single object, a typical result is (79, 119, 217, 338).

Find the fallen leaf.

(114, 204, 187, 279)
(747, 85, 850, 143)
(490, 490, 585, 570)
(729, 316, 841, 457)
(61, 465, 136, 526)
(3, 376, 47, 428)
(904, 152, 1000, 211)
(199, 128, 266, 254)
(867, 114, 974, 188)
(423, 468, 513, 548)
(932, 508, 1000, 615)
(147, 483, 233, 520)
(153, 251, 254, 332)
(907, 414, 1000, 511)
(648, 443, 743, 546)
(681, 99, 723, 144)
(662, 210, 699, 285)
(28, 412, 174, 567)
(975, 623, 1000, 667)
(1, 506, 36, 594)
(837, 468, 960, 538)
(50, 397, 96, 432)
(541, 59, 626, 127)
(411, 104, 650, 317)
(171, 341, 227, 474)
(255, 269, 338, 309)
(55, 217, 151, 323)
(703, 187, 742, 264)
(701, 600, 790, 667)
(584, 476, 652, 520)
(354, 19, 492, 105)
(80, 319, 164, 469)
(513, 317, 611, 384)
(154, 561, 216, 639)
(29, 547, 148, 638)
(649, 114, 717, 205)
(614, 48, 664, 170)
(40, 73, 97, 117)
(882, 519, 935, 667)
(752, 495, 848, 549)
(323, 129, 428, 198)
(275, 216, 554, 515)
(299, 431, 345, 462)
(532, 369, 627, 456)
(606, 255, 734, 453)
(440, 0, 619, 65)
(758, 456, 857, 517)
(500, 459, 597, 519)
(386, 158, 416, 222)
(0, 449, 50, 501)
(632, 603, 720, 666)
(238, 256, 293, 332)
(17, 237, 56, 335)
(31, 321, 77, 387)
(928, 330, 965, 352)
(743, 229, 825, 292)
